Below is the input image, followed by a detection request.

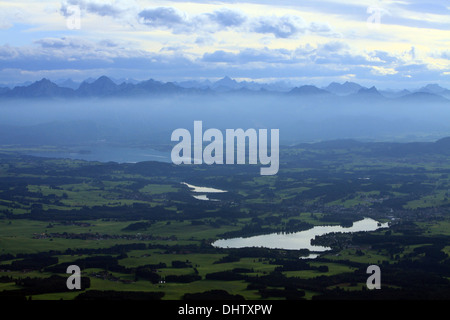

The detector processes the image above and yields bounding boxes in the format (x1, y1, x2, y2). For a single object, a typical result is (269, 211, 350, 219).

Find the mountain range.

(0, 76, 449, 102)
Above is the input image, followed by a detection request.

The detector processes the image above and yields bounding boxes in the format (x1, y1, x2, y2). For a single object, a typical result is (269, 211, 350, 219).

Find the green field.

(1, 145, 450, 300)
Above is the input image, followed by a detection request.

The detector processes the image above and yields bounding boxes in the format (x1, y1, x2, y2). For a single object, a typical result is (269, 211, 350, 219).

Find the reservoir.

(212, 218, 388, 253)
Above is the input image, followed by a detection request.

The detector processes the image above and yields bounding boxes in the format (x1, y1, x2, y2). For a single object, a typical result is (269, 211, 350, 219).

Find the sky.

(0, 0, 449, 89)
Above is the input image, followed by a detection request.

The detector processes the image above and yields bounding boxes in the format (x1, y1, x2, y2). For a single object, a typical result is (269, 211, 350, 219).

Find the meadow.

(1, 140, 450, 300)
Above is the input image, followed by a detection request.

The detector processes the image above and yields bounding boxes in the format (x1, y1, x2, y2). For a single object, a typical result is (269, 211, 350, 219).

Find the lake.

(26, 145, 171, 164)
(192, 195, 220, 201)
(181, 182, 227, 201)
(181, 182, 227, 193)
(212, 218, 389, 254)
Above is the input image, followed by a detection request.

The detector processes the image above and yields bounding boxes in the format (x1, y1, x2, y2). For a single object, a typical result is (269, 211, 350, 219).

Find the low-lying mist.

(0, 93, 449, 147)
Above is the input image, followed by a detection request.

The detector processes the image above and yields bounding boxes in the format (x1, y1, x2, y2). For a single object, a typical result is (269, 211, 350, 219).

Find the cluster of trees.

(165, 274, 201, 283)
(135, 266, 161, 284)
(75, 290, 164, 300)
(183, 290, 244, 300)
(258, 287, 306, 300)
(45, 255, 129, 274)
(205, 271, 246, 281)
(121, 221, 153, 231)
(0, 275, 90, 299)
(272, 259, 328, 273)
(0, 253, 58, 271)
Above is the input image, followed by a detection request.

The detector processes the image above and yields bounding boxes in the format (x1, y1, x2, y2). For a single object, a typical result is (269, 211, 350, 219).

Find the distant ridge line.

(0, 76, 449, 101)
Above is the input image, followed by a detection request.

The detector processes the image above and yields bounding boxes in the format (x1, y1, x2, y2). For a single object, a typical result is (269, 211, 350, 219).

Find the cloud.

(1, 41, 448, 89)
(440, 51, 450, 60)
(195, 35, 216, 46)
(137, 7, 247, 34)
(0, 6, 28, 30)
(0, 43, 193, 78)
(205, 9, 247, 27)
(0, 17, 13, 30)
(135, 7, 337, 39)
(83, 2, 123, 17)
(0, 45, 21, 60)
(2, 34, 442, 88)
(138, 7, 187, 28)
(318, 41, 349, 53)
(252, 15, 306, 38)
(307, 42, 367, 66)
(61, 0, 126, 18)
(1, 2, 448, 88)
(308, 22, 331, 33)
(201, 42, 367, 66)
(368, 51, 400, 64)
(395, 0, 450, 16)
(34, 37, 94, 50)
(0, 37, 147, 70)
(200, 41, 403, 73)
(202, 50, 237, 63)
